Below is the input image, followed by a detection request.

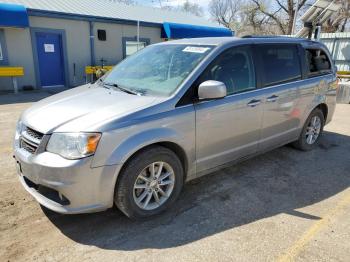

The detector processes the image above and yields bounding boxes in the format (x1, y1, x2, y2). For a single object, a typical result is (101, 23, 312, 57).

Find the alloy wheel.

(133, 161, 175, 211)
(305, 115, 322, 145)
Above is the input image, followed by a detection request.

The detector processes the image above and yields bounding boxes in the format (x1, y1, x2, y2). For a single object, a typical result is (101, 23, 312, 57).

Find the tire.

(292, 108, 325, 151)
(114, 146, 184, 219)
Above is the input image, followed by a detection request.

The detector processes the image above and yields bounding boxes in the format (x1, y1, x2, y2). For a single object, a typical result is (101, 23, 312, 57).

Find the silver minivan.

(14, 37, 337, 219)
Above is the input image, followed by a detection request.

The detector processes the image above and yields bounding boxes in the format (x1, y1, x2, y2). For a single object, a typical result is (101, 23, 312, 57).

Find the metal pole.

(89, 21, 95, 66)
(12, 77, 18, 94)
(314, 25, 322, 41)
(292, 0, 300, 35)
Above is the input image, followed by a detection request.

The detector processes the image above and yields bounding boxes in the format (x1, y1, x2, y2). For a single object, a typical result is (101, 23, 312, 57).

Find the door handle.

(247, 99, 261, 107)
(266, 95, 279, 102)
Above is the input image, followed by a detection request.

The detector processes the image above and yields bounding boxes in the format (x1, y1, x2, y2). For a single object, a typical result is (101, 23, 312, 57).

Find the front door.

(194, 45, 263, 173)
(35, 32, 65, 88)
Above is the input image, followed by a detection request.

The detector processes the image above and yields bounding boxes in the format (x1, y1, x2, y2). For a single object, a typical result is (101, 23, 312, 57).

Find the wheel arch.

(316, 103, 328, 121)
(119, 141, 188, 179)
(107, 127, 190, 182)
(301, 102, 328, 130)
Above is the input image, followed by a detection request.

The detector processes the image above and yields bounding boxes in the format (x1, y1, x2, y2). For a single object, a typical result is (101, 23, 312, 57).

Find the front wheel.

(114, 146, 184, 219)
(292, 108, 325, 151)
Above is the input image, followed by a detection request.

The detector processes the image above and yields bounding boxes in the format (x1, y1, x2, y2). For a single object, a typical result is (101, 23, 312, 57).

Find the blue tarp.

(161, 22, 233, 39)
(0, 3, 29, 28)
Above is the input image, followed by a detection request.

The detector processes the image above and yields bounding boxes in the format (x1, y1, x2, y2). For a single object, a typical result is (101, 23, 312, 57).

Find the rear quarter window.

(305, 48, 332, 77)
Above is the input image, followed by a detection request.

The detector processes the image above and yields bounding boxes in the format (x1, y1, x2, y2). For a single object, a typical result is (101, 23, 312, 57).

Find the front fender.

(106, 128, 183, 166)
(91, 104, 195, 179)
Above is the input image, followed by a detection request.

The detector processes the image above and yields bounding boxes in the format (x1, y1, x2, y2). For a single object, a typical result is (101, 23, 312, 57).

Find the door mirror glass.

(198, 80, 227, 100)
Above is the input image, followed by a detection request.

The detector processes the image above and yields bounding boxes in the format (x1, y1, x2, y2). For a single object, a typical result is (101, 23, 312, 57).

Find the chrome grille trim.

(20, 139, 37, 154)
(19, 126, 43, 154)
(21, 135, 39, 147)
(22, 130, 41, 145)
(25, 127, 43, 140)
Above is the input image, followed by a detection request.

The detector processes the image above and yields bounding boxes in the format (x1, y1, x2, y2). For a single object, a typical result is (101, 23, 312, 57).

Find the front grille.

(19, 126, 43, 154)
(20, 139, 37, 154)
(25, 127, 43, 141)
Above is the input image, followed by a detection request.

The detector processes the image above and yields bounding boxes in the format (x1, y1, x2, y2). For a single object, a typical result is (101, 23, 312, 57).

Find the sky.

(135, 0, 212, 18)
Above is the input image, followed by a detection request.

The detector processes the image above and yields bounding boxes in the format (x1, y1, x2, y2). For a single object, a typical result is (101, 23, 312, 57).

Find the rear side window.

(305, 49, 332, 77)
(259, 44, 301, 87)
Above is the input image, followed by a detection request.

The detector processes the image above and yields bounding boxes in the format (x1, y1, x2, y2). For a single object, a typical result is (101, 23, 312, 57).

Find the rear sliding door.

(257, 44, 303, 151)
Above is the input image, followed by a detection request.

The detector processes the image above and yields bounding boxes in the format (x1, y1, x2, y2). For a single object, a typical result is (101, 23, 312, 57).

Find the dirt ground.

(0, 92, 349, 262)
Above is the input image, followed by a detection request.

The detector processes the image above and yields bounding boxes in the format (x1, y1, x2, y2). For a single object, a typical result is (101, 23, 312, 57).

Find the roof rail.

(241, 35, 291, 38)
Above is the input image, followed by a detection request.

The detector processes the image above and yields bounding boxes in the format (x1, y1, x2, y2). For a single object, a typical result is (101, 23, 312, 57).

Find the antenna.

(295, 0, 341, 39)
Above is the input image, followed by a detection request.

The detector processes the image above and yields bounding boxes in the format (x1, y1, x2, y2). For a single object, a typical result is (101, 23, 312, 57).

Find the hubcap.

(305, 116, 321, 145)
(133, 161, 175, 211)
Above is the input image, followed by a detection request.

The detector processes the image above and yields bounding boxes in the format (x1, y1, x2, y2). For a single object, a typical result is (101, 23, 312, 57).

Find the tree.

(181, 0, 203, 17)
(209, 0, 241, 30)
(155, 0, 203, 17)
(108, 0, 135, 5)
(323, 0, 350, 32)
(209, 0, 287, 35)
(250, 0, 315, 35)
(241, 3, 282, 35)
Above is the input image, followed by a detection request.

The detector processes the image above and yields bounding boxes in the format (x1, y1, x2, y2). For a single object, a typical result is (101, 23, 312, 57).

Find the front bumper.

(14, 147, 122, 214)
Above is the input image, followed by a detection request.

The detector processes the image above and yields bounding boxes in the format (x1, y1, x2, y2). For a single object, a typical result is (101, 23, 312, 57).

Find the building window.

(122, 37, 150, 58)
(97, 29, 106, 41)
(125, 41, 147, 57)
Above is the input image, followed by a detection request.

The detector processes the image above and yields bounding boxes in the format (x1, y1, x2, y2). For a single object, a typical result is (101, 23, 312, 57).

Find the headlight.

(46, 133, 101, 159)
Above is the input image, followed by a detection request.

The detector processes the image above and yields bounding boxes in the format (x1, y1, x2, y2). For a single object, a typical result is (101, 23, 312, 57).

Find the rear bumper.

(14, 148, 122, 214)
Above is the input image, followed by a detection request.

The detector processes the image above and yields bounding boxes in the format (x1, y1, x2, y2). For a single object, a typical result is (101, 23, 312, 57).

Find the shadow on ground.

(43, 131, 350, 251)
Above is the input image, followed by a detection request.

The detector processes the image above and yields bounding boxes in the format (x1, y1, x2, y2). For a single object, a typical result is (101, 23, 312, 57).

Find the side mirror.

(198, 80, 227, 100)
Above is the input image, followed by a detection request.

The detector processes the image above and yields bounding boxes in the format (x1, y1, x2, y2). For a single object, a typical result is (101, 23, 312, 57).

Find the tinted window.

(306, 49, 332, 77)
(198, 46, 256, 95)
(259, 45, 301, 87)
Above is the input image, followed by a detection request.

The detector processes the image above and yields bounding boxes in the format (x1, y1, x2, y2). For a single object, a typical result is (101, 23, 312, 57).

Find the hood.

(21, 84, 158, 133)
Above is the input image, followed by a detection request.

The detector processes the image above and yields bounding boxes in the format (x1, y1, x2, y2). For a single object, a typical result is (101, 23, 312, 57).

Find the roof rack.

(241, 35, 292, 38)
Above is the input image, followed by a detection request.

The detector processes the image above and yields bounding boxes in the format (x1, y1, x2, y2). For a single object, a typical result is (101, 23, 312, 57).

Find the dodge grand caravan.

(14, 37, 337, 219)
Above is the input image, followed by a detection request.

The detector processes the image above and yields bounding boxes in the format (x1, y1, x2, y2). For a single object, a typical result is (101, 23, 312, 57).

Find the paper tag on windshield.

(183, 46, 210, 53)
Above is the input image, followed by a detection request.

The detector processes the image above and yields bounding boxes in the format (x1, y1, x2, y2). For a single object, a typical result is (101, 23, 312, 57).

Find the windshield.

(103, 44, 214, 96)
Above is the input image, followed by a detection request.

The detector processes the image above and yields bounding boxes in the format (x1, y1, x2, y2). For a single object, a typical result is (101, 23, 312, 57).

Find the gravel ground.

(0, 92, 349, 262)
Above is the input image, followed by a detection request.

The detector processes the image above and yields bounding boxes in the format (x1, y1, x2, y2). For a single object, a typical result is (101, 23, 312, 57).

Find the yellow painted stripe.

(0, 67, 24, 77)
(85, 66, 114, 74)
(337, 71, 350, 75)
(277, 190, 350, 262)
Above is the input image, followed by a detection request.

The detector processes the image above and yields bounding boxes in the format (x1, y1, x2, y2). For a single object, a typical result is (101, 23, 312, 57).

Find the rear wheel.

(114, 146, 184, 219)
(292, 108, 325, 151)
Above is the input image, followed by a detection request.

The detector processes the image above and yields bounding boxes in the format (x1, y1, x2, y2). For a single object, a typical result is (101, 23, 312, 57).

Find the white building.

(0, 0, 231, 91)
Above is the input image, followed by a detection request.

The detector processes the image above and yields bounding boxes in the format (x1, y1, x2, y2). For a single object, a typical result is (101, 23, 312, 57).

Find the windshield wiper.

(103, 82, 141, 96)
(97, 78, 110, 88)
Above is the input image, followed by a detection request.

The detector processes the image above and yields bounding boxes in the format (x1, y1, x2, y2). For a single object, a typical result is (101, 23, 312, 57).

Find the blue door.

(35, 32, 65, 87)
